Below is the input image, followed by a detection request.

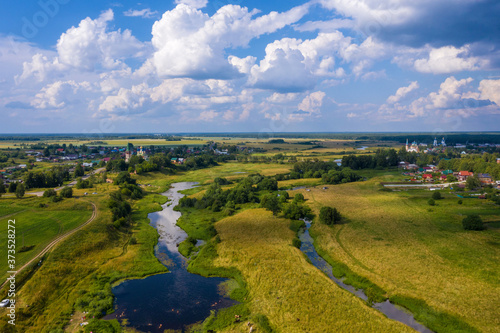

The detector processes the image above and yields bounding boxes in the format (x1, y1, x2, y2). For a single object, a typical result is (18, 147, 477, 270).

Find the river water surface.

(104, 182, 234, 332)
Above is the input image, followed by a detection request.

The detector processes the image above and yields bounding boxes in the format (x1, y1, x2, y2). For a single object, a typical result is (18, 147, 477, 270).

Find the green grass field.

(295, 177, 500, 332)
(0, 197, 93, 281)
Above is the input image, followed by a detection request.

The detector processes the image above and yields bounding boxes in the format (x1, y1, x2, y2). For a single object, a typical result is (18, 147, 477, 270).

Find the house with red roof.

(422, 174, 434, 181)
(457, 171, 473, 181)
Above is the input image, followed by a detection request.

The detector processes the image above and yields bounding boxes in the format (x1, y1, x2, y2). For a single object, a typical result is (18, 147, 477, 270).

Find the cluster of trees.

(0, 182, 26, 199)
(342, 149, 399, 170)
(274, 160, 361, 185)
(43, 187, 72, 202)
(107, 172, 143, 228)
(322, 168, 362, 185)
(260, 192, 313, 220)
(23, 167, 70, 189)
(179, 176, 260, 212)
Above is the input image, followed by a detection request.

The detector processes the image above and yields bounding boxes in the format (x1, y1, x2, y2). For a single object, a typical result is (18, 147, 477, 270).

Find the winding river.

(104, 182, 234, 332)
(299, 220, 433, 333)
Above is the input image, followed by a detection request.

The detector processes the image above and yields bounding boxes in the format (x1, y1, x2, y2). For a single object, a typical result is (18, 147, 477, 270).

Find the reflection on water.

(105, 182, 235, 332)
(299, 221, 433, 333)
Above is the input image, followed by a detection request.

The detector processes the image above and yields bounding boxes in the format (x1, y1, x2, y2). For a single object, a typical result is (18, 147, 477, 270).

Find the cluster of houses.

(399, 161, 499, 189)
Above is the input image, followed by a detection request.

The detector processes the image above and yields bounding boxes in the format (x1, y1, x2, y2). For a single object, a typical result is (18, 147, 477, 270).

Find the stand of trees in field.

(23, 166, 71, 188)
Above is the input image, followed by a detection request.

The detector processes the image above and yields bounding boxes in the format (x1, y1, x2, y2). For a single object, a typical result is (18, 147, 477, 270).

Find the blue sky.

(1, 0, 500, 134)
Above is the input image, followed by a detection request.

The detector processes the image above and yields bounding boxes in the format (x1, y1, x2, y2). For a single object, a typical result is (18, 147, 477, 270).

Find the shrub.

(457, 199, 463, 205)
(292, 237, 301, 249)
(51, 195, 63, 202)
(43, 189, 57, 197)
(293, 193, 305, 203)
(129, 237, 137, 245)
(319, 206, 341, 225)
(431, 191, 442, 200)
(60, 187, 73, 198)
(427, 199, 435, 206)
(462, 215, 484, 230)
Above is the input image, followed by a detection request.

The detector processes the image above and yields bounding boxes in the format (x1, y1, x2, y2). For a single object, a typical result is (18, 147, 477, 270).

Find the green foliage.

(129, 236, 137, 245)
(84, 318, 121, 333)
(257, 177, 278, 191)
(114, 171, 136, 185)
(15, 183, 25, 198)
(289, 219, 305, 233)
(60, 186, 73, 198)
(466, 175, 481, 190)
(113, 217, 128, 229)
(322, 168, 362, 185)
(51, 195, 63, 202)
(427, 199, 435, 206)
(105, 159, 127, 172)
(431, 191, 442, 200)
(214, 177, 231, 185)
(293, 193, 305, 203)
(462, 214, 484, 230)
(178, 236, 197, 257)
(457, 199, 463, 205)
(24, 167, 70, 189)
(260, 194, 282, 216)
(282, 201, 312, 220)
(108, 191, 132, 221)
(73, 163, 84, 177)
(342, 148, 399, 169)
(8, 182, 17, 193)
(203, 304, 251, 332)
(319, 206, 341, 225)
(292, 237, 301, 248)
(76, 178, 93, 189)
(43, 189, 57, 197)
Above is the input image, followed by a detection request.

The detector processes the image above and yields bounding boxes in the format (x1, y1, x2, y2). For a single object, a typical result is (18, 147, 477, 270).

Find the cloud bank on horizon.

(1, 0, 500, 133)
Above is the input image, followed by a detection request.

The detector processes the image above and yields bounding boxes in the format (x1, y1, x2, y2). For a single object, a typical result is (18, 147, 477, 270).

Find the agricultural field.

(293, 178, 500, 332)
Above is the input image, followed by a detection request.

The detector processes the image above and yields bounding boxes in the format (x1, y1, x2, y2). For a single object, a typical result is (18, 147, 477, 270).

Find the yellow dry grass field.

(214, 209, 414, 333)
(293, 180, 500, 332)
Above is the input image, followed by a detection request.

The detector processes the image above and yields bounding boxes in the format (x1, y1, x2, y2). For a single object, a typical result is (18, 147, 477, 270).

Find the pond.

(104, 182, 235, 332)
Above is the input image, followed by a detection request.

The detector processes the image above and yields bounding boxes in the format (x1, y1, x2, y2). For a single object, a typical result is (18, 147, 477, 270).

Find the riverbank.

(105, 182, 237, 332)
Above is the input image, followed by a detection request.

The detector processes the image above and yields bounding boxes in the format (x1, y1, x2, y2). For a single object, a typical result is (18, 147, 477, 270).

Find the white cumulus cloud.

(414, 45, 487, 74)
(151, 3, 309, 79)
(387, 81, 419, 104)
